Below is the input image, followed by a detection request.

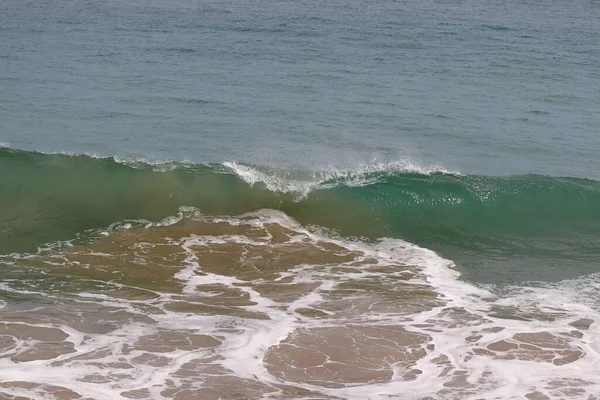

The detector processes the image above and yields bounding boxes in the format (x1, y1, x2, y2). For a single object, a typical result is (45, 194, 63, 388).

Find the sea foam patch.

(0, 208, 598, 399)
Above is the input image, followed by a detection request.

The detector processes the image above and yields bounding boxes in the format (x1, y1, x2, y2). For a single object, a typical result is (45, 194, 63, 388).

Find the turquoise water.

(2, 0, 600, 282)
(2, 149, 600, 286)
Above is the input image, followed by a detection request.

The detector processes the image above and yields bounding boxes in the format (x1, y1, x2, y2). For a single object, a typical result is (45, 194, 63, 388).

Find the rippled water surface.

(2, 0, 600, 398)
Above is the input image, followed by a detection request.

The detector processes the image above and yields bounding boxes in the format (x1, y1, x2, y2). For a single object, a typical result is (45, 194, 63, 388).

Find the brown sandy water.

(0, 208, 599, 399)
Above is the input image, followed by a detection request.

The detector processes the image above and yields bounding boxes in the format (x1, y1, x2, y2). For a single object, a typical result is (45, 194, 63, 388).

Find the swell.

(2, 148, 600, 283)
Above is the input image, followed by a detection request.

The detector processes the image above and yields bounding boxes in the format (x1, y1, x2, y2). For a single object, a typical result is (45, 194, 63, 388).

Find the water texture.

(2, 0, 600, 398)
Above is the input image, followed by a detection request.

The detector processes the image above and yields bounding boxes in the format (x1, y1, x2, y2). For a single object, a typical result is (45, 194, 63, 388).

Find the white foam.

(222, 210, 600, 400)
(222, 161, 321, 198)
(223, 159, 461, 198)
(2, 208, 600, 399)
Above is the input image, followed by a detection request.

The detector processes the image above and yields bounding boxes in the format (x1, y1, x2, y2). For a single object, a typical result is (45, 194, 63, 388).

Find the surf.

(2, 147, 600, 283)
(1, 207, 599, 399)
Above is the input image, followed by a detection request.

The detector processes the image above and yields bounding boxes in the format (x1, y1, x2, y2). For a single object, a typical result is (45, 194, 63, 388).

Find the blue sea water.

(2, 0, 600, 178)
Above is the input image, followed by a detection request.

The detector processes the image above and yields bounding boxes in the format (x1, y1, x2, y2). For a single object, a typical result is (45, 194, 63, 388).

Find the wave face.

(2, 148, 600, 283)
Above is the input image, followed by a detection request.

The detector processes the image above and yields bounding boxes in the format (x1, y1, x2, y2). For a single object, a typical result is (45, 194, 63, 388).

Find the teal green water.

(2, 0, 600, 285)
(2, 148, 600, 285)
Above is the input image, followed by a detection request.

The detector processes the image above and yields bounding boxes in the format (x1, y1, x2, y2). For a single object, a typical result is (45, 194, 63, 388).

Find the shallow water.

(2, 209, 600, 399)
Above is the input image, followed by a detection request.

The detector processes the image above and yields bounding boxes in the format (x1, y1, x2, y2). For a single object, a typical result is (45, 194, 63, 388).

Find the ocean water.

(2, 0, 600, 398)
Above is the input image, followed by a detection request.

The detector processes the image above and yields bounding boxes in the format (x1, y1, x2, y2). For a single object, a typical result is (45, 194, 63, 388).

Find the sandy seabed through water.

(0, 208, 599, 399)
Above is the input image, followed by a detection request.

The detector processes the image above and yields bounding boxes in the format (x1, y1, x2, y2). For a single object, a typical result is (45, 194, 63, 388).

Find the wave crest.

(2, 146, 600, 283)
(222, 159, 459, 197)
